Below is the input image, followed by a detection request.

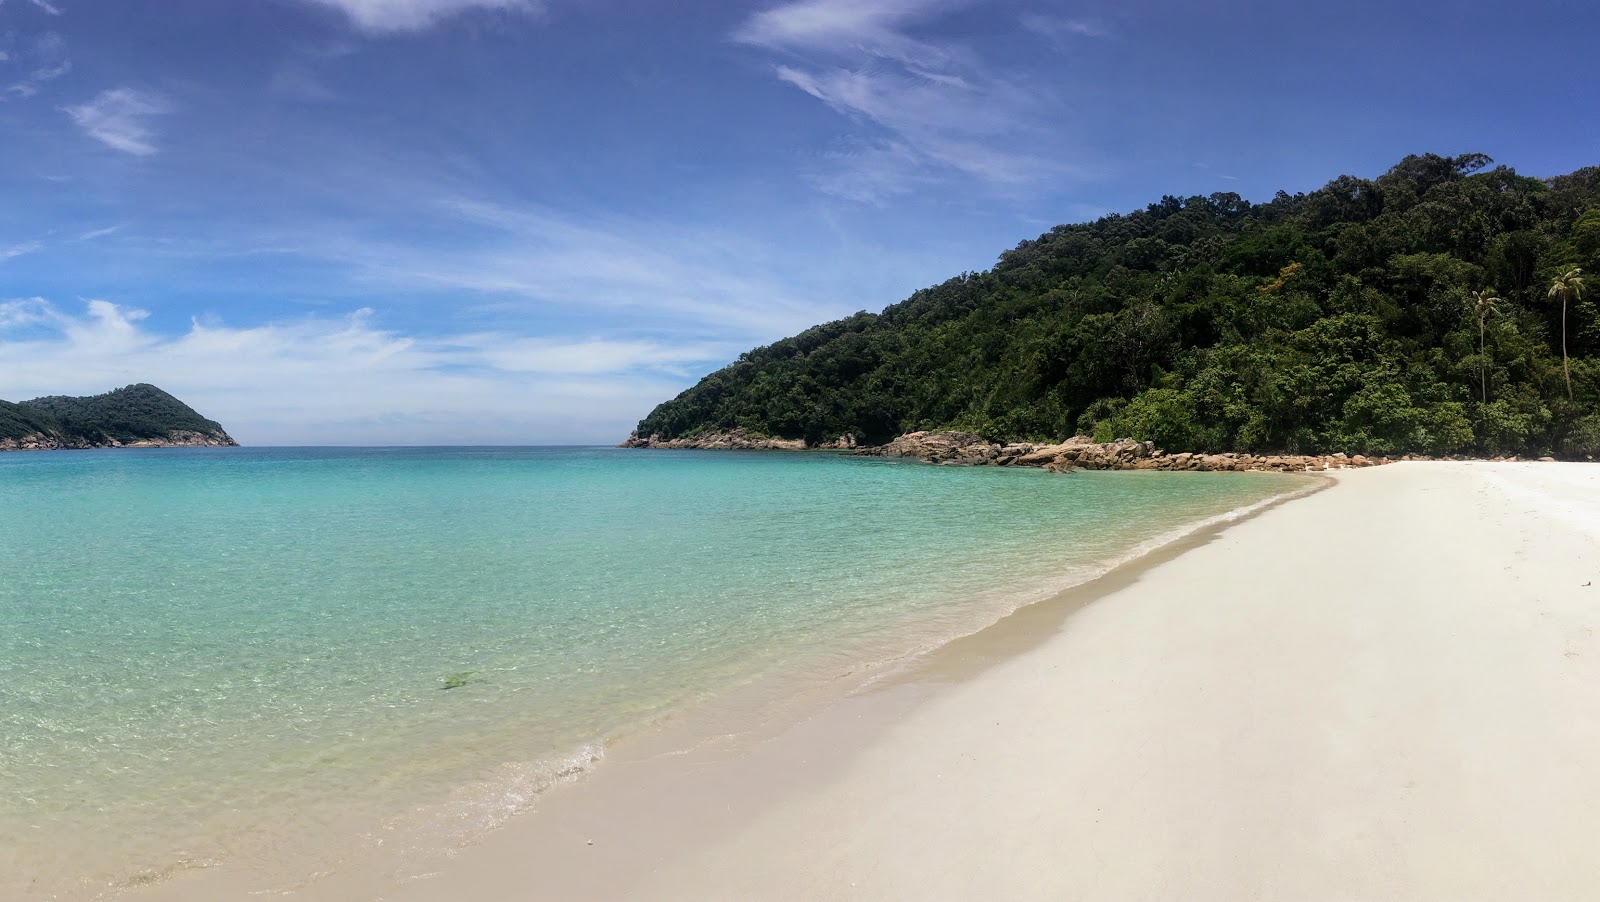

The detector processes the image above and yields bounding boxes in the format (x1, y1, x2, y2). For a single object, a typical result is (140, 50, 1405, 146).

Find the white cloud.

(455, 335, 730, 376)
(0, 298, 734, 445)
(1, 240, 44, 261)
(265, 193, 838, 339)
(76, 225, 122, 241)
(4, 31, 71, 98)
(298, 0, 537, 34)
(0, 296, 54, 328)
(1020, 13, 1109, 45)
(0, 187, 852, 443)
(806, 138, 929, 203)
(734, 0, 951, 59)
(734, 0, 1069, 201)
(64, 87, 172, 155)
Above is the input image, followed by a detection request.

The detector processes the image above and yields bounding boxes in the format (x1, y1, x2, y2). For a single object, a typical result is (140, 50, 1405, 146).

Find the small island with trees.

(0, 383, 237, 451)
(628, 153, 1598, 461)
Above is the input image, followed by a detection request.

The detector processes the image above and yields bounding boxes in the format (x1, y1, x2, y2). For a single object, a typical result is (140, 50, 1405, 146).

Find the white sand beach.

(143, 462, 1600, 901)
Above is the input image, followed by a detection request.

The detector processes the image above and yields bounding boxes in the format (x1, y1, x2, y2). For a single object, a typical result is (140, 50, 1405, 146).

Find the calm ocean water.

(0, 447, 1306, 897)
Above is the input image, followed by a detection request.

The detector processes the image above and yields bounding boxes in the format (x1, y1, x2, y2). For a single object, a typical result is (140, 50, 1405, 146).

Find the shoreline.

(119, 470, 1319, 901)
(622, 428, 1591, 469)
(568, 461, 1600, 900)
(265, 461, 1600, 899)
(361, 472, 1333, 901)
(0, 435, 239, 452)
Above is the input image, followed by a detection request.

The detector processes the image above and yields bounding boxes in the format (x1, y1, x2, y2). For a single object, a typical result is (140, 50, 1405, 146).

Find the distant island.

(629, 153, 1599, 460)
(0, 384, 237, 451)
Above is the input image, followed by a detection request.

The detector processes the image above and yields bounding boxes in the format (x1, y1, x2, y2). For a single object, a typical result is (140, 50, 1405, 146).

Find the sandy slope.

(619, 462, 1600, 900)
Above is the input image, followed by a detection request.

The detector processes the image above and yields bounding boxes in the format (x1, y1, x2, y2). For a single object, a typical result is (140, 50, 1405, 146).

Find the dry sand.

(144, 462, 1600, 901)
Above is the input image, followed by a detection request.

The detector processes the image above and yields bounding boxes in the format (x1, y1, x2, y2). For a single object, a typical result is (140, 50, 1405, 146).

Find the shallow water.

(0, 446, 1306, 897)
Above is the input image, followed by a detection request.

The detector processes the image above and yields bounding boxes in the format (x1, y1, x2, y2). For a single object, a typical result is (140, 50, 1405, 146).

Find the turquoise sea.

(0, 447, 1307, 898)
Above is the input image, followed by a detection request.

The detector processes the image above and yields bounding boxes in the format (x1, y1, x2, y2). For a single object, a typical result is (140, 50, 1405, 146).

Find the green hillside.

(0, 400, 66, 443)
(633, 153, 1600, 458)
(2, 384, 235, 447)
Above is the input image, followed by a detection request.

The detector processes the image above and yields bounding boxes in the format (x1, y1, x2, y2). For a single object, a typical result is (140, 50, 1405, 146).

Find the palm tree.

(1469, 289, 1501, 403)
(1548, 267, 1586, 401)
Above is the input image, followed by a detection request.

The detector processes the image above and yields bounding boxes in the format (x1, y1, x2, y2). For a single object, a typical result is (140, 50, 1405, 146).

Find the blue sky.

(2, 0, 1597, 444)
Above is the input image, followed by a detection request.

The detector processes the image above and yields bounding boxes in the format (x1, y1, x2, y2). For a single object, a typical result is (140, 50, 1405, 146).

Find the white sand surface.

(141, 462, 1600, 901)
(624, 462, 1600, 901)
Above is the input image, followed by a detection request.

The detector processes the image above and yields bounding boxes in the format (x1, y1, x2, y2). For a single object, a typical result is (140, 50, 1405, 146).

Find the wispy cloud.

(64, 87, 172, 155)
(29, 179, 852, 441)
(0, 226, 121, 268)
(4, 31, 71, 98)
(268, 41, 353, 102)
(734, 0, 1068, 201)
(1193, 162, 1240, 182)
(263, 192, 840, 339)
(0, 298, 728, 444)
(0, 297, 55, 329)
(76, 225, 123, 241)
(298, 0, 538, 34)
(1020, 13, 1110, 46)
(1, 240, 44, 262)
(734, 0, 952, 59)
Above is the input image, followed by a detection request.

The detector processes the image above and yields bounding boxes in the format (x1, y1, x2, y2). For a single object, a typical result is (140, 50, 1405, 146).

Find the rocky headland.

(0, 384, 238, 452)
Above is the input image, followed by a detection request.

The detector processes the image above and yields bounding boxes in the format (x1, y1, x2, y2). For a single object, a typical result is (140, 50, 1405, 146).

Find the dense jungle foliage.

(0, 399, 64, 442)
(635, 154, 1600, 457)
(3, 384, 229, 442)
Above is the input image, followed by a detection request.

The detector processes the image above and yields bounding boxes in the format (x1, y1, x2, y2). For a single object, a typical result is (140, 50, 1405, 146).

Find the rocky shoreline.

(0, 429, 238, 452)
(853, 432, 1390, 472)
(621, 428, 852, 451)
(621, 428, 1519, 472)
(623, 428, 1575, 470)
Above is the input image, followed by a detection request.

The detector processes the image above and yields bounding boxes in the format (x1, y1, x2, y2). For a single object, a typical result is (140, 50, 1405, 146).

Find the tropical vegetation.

(0, 384, 232, 444)
(635, 153, 1600, 458)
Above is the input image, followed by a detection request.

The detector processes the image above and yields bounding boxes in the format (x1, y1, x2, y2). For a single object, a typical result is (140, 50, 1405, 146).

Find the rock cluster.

(119, 430, 238, 448)
(0, 429, 237, 452)
(620, 427, 1585, 467)
(859, 431, 1000, 464)
(854, 431, 1389, 473)
(0, 434, 95, 451)
(620, 428, 808, 451)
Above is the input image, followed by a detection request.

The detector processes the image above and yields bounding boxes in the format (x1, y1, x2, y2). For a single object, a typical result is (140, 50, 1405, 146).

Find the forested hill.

(633, 153, 1600, 458)
(1, 384, 237, 449)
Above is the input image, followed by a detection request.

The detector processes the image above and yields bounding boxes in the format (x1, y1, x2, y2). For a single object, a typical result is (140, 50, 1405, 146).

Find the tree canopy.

(635, 154, 1600, 458)
(2, 384, 231, 444)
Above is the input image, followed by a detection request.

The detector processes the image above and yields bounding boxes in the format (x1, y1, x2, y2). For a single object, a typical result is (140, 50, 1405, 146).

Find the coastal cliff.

(0, 384, 238, 451)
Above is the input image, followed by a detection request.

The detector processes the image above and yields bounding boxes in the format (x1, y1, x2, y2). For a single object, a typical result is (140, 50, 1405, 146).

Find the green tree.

(1468, 289, 1501, 403)
(1548, 267, 1586, 400)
